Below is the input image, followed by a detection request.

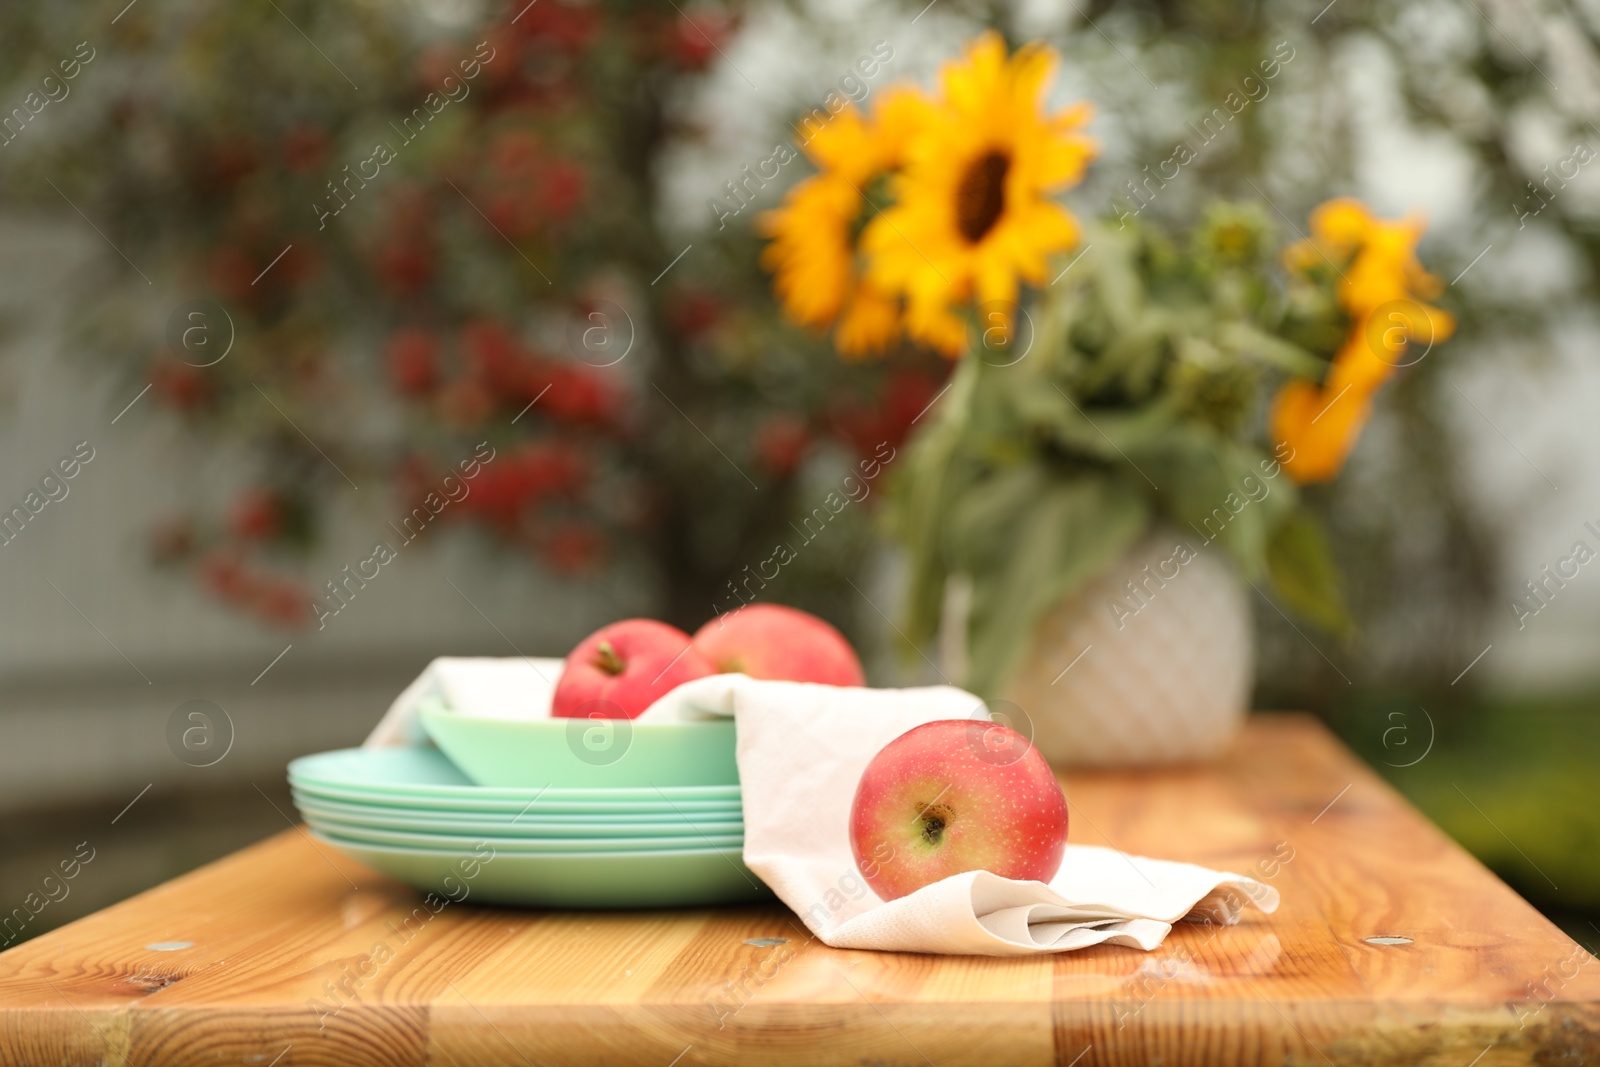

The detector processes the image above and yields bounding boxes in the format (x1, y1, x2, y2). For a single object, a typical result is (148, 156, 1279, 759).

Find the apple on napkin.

(849, 719, 1070, 900)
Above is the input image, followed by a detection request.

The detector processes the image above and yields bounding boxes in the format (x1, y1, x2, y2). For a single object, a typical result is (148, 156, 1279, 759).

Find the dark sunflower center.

(955, 150, 1010, 244)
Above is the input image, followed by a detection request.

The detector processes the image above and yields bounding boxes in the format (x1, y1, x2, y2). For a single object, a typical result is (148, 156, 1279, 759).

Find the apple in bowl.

(551, 619, 715, 719)
(848, 719, 1068, 901)
(692, 603, 865, 687)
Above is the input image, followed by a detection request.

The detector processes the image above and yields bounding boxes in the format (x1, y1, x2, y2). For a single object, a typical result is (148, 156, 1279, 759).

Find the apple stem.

(593, 641, 625, 676)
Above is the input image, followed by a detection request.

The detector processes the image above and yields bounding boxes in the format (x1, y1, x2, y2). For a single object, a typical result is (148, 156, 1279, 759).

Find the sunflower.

(1272, 199, 1455, 482)
(861, 32, 1096, 356)
(758, 89, 932, 358)
(1270, 376, 1377, 483)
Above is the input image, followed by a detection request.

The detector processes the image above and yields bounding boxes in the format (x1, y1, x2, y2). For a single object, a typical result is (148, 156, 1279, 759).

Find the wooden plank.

(0, 715, 1595, 1066)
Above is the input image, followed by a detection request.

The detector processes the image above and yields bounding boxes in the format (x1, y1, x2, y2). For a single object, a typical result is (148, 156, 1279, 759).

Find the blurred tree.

(0, 0, 947, 641)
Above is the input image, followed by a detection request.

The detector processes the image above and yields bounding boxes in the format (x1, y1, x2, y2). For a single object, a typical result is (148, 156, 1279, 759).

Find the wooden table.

(2, 714, 1596, 1066)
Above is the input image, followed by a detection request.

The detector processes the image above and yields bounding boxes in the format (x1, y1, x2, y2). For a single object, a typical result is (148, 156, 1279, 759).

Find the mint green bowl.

(418, 704, 739, 789)
(312, 830, 771, 908)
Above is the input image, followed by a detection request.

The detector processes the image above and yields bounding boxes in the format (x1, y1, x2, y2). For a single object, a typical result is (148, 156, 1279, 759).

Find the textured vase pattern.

(998, 528, 1253, 768)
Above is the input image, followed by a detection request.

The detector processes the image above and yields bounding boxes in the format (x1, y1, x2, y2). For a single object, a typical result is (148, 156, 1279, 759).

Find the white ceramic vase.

(949, 527, 1253, 768)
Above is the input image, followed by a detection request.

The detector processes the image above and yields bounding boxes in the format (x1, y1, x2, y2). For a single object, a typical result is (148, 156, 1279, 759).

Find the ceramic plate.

(293, 794, 743, 836)
(313, 830, 771, 908)
(304, 816, 743, 853)
(292, 789, 742, 823)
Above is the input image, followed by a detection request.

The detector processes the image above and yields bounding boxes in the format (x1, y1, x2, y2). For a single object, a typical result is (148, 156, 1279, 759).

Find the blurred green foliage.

(1335, 692, 1600, 935)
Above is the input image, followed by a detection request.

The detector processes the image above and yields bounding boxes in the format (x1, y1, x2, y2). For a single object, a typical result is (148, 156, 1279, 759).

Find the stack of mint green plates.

(289, 747, 768, 908)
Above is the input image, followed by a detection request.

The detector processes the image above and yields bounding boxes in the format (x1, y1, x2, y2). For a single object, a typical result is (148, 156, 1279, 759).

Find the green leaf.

(959, 472, 1150, 697)
(892, 357, 983, 650)
(1266, 507, 1353, 635)
(1214, 321, 1326, 378)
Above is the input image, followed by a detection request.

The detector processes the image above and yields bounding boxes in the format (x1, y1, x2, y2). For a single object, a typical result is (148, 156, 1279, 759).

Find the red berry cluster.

(197, 553, 314, 629)
(386, 319, 622, 428)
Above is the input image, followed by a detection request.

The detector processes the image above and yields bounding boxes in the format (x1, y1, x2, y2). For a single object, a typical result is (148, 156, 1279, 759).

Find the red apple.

(551, 619, 716, 719)
(849, 720, 1068, 901)
(692, 603, 865, 686)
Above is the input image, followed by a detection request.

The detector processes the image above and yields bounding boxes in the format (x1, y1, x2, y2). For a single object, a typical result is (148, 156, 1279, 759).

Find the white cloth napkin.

(366, 658, 1277, 956)
(364, 656, 564, 747)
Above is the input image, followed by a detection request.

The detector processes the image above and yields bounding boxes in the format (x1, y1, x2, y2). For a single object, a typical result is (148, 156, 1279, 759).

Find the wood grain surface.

(1, 714, 1596, 1066)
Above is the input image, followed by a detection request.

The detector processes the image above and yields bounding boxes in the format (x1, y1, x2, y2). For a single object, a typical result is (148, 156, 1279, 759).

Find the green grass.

(1329, 691, 1600, 945)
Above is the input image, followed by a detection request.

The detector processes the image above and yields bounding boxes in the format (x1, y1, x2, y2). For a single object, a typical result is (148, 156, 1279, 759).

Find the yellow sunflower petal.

(759, 175, 861, 328)
(942, 31, 1009, 120)
(1005, 42, 1059, 114)
(1325, 334, 1391, 395)
(873, 86, 938, 170)
(904, 291, 968, 358)
(1309, 197, 1374, 250)
(975, 250, 1019, 309)
(1035, 122, 1098, 188)
(1271, 377, 1377, 484)
(796, 105, 881, 184)
(835, 284, 902, 358)
(1423, 303, 1456, 343)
